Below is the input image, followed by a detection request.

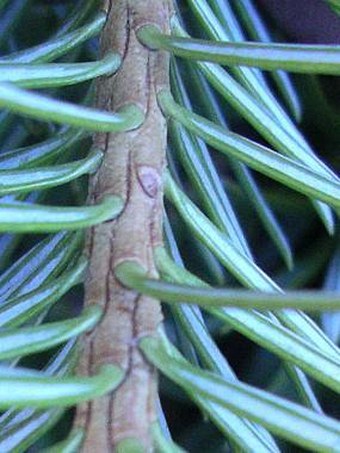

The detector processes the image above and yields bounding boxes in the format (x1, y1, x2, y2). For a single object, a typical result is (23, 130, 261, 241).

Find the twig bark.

(75, 1, 172, 450)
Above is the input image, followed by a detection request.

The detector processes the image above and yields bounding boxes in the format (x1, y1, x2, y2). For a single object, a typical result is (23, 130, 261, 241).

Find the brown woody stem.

(74, 1, 172, 451)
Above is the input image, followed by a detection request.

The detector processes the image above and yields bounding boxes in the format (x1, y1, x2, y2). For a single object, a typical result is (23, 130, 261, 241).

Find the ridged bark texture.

(75, 1, 172, 451)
